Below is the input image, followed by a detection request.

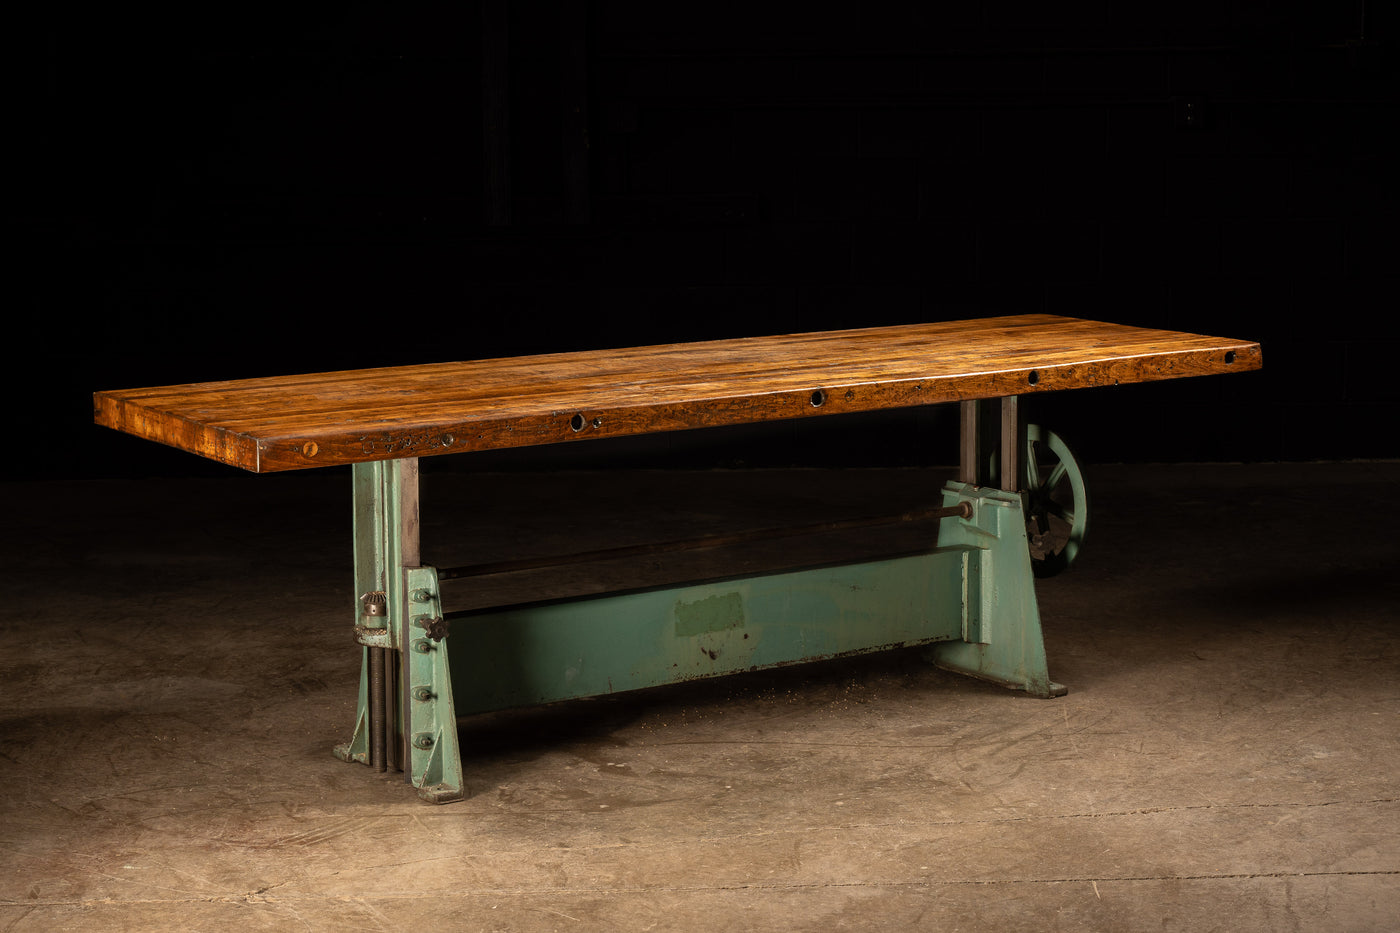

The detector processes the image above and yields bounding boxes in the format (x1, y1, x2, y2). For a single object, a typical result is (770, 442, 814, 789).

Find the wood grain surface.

(93, 314, 1262, 473)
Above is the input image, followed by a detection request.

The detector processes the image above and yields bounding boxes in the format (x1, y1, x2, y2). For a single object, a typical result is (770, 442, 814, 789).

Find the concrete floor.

(2, 461, 1398, 931)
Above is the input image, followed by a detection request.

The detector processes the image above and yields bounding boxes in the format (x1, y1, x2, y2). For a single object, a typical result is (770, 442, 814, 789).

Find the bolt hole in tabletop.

(94, 314, 1261, 802)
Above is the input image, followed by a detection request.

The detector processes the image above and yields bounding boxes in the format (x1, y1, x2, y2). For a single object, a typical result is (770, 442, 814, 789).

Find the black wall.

(19, 2, 1398, 479)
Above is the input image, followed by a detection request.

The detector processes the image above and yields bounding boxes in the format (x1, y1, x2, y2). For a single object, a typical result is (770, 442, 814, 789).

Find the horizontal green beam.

(447, 548, 971, 715)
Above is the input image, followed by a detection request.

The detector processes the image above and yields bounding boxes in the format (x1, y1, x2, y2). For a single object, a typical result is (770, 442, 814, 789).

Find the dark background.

(18, 2, 1397, 480)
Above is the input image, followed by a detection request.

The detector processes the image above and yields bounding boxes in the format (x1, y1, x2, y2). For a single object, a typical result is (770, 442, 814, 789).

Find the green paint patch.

(674, 591, 746, 636)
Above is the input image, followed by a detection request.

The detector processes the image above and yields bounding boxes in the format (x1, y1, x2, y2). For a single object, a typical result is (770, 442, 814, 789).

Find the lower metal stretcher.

(94, 314, 1262, 802)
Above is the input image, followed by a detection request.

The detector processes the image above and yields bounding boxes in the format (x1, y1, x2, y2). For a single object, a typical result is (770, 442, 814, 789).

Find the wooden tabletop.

(94, 314, 1261, 473)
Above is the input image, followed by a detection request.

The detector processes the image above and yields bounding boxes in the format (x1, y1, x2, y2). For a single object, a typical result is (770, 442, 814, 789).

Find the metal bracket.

(404, 565, 463, 803)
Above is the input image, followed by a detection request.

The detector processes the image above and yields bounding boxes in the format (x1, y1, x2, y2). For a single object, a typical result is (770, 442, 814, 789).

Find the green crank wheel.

(1021, 425, 1088, 578)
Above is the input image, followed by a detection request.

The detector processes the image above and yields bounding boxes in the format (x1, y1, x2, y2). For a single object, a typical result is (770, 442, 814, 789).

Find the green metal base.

(336, 472, 1063, 803)
(928, 482, 1067, 699)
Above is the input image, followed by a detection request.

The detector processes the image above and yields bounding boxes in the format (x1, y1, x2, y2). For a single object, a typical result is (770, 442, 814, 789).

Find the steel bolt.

(412, 686, 434, 702)
(412, 733, 435, 750)
(412, 639, 433, 654)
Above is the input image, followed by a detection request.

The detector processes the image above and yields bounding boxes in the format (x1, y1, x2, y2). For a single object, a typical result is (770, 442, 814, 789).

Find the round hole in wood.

(570, 413, 586, 432)
(810, 389, 826, 407)
(1225, 351, 1236, 364)
(1028, 370, 1040, 386)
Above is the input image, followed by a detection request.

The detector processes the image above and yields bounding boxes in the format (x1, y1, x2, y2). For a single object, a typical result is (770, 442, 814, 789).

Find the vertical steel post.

(395, 459, 420, 781)
(1000, 396, 1019, 493)
(960, 400, 979, 485)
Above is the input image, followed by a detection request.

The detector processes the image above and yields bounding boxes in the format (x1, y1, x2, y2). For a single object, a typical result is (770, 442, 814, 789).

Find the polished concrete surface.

(3, 461, 1398, 931)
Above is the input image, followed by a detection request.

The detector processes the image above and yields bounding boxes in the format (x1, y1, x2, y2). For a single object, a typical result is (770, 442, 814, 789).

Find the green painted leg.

(929, 481, 1067, 699)
(336, 459, 464, 802)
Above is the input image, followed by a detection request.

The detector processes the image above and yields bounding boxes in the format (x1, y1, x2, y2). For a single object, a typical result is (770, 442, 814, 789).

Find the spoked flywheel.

(1020, 424, 1089, 577)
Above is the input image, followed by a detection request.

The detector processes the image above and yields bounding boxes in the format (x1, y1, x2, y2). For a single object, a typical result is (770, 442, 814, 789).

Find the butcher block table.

(94, 314, 1262, 802)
